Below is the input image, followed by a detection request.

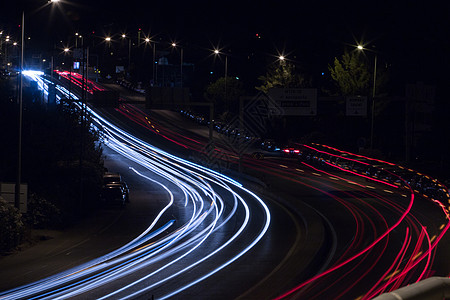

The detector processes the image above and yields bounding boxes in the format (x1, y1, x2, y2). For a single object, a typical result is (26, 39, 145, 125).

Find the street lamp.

(357, 44, 378, 150)
(213, 48, 229, 105)
(74, 33, 83, 48)
(143, 38, 156, 85)
(121, 33, 131, 75)
(16, 0, 60, 209)
(172, 42, 183, 87)
(213, 48, 228, 79)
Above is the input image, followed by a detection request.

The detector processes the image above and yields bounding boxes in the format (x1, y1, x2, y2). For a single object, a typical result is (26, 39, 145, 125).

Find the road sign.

(268, 88, 317, 116)
(346, 96, 367, 116)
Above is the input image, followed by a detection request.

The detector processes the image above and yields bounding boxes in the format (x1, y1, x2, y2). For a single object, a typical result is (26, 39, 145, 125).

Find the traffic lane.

(246, 159, 448, 299)
(97, 111, 328, 299)
(69, 177, 270, 299)
(108, 105, 398, 296)
(91, 102, 450, 296)
(0, 146, 175, 293)
(96, 146, 187, 244)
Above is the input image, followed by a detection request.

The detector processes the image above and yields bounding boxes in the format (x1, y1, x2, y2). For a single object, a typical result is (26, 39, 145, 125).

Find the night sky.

(2, 1, 449, 93)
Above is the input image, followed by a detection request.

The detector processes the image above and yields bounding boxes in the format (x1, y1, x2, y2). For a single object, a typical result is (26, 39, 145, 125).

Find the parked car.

(100, 183, 127, 206)
(103, 172, 129, 202)
(103, 172, 122, 184)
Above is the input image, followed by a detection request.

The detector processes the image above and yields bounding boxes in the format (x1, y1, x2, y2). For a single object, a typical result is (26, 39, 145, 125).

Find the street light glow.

(122, 34, 126, 38)
(105, 37, 111, 42)
(214, 49, 219, 54)
(145, 38, 150, 42)
(357, 45, 364, 50)
(64, 48, 70, 52)
(172, 43, 176, 47)
(279, 55, 285, 61)
(50, 0, 60, 3)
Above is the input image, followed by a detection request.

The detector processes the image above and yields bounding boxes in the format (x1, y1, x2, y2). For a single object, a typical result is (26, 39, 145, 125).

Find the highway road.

(1, 72, 448, 299)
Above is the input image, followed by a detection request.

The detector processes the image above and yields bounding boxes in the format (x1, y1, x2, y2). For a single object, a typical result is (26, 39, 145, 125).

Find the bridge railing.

(372, 276, 450, 300)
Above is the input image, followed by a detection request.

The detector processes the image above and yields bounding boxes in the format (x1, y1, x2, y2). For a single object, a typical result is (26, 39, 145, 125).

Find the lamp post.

(144, 38, 156, 85)
(357, 44, 378, 150)
(122, 34, 131, 74)
(213, 49, 228, 103)
(15, 0, 62, 209)
(172, 42, 183, 87)
(15, 12, 25, 209)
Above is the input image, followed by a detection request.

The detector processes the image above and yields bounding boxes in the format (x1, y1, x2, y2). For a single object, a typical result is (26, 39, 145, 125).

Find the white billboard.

(268, 88, 317, 116)
(346, 96, 367, 116)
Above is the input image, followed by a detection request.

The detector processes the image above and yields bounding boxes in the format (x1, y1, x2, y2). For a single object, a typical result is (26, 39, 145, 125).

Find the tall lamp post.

(143, 38, 156, 85)
(171, 42, 183, 88)
(16, 0, 61, 209)
(121, 33, 131, 75)
(357, 44, 377, 150)
(213, 49, 228, 102)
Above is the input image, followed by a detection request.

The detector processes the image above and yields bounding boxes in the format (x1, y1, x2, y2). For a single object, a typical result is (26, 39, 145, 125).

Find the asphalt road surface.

(1, 76, 448, 299)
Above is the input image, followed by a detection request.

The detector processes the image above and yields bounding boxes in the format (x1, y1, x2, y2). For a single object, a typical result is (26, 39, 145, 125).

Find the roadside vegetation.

(0, 76, 104, 253)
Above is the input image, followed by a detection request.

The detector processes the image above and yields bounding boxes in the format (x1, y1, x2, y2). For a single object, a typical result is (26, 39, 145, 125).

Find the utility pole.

(15, 11, 24, 210)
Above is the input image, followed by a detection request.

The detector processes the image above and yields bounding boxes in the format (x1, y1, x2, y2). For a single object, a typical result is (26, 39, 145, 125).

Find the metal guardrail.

(372, 277, 450, 300)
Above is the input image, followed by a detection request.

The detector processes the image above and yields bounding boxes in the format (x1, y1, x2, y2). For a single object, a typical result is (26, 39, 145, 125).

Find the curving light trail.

(0, 72, 271, 300)
(16, 72, 449, 299)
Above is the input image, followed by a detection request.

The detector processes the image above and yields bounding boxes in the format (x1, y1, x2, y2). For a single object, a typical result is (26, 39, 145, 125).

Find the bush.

(25, 193, 62, 229)
(0, 197, 24, 253)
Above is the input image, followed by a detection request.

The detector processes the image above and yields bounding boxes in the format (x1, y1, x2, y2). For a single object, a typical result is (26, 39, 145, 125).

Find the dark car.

(100, 184, 127, 206)
(103, 172, 129, 202)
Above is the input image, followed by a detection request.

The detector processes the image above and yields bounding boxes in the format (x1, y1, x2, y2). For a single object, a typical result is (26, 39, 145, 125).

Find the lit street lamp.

(16, 0, 60, 209)
(121, 33, 131, 74)
(172, 42, 183, 87)
(213, 48, 229, 104)
(357, 44, 378, 150)
(213, 48, 228, 79)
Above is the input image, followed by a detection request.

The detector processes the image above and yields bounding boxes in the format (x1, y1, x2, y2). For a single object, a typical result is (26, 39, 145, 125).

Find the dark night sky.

(2, 1, 449, 92)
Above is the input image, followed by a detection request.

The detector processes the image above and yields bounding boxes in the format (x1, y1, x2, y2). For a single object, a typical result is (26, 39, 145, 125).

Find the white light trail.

(0, 74, 271, 300)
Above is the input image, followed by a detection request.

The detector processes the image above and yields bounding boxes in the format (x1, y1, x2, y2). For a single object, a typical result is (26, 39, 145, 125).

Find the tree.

(256, 61, 309, 94)
(204, 76, 244, 116)
(328, 51, 370, 96)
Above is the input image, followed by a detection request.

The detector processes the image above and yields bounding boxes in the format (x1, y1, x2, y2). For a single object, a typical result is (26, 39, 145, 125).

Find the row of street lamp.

(9, 0, 379, 209)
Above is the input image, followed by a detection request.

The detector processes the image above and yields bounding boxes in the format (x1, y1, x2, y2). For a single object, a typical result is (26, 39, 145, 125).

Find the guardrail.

(372, 277, 450, 300)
